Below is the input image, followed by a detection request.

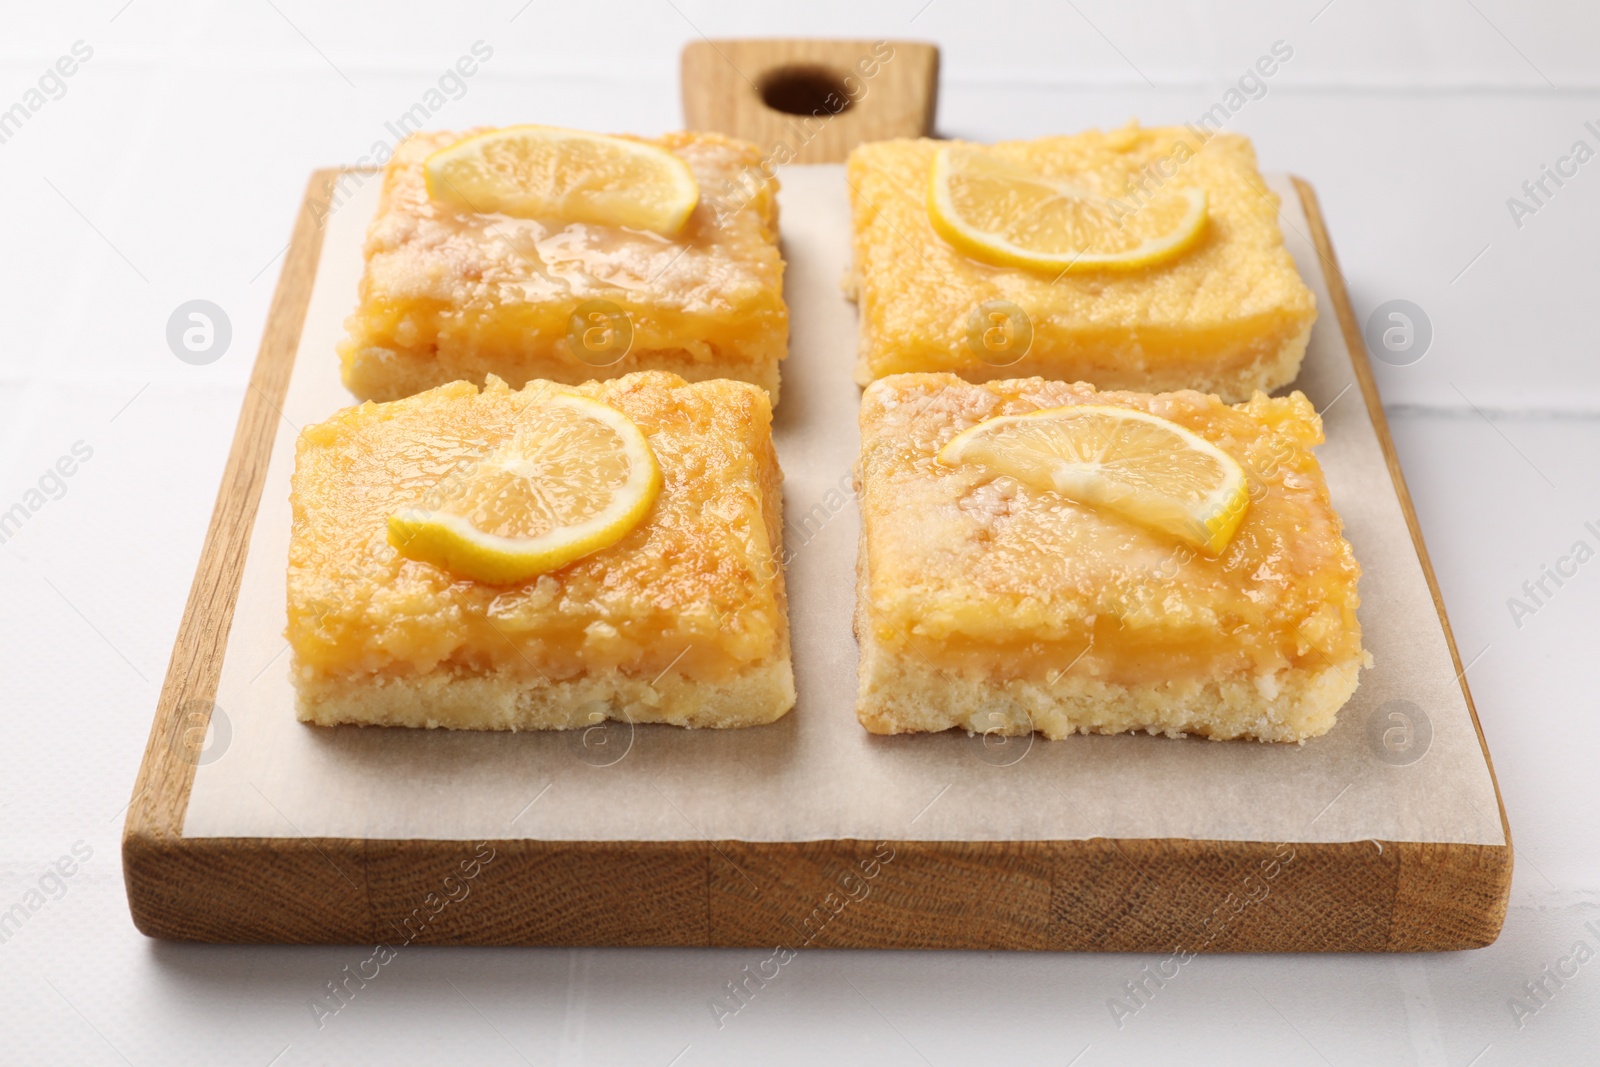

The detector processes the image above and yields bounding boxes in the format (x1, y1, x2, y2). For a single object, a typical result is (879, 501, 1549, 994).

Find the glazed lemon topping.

(858, 376, 1361, 687)
(388, 394, 661, 584)
(289, 375, 784, 683)
(423, 125, 700, 236)
(341, 130, 786, 403)
(937, 404, 1249, 554)
(926, 144, 1208, 272)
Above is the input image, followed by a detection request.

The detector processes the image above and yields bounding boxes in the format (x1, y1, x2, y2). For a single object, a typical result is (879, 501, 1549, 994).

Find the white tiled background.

(2, 2, 1597, 1063)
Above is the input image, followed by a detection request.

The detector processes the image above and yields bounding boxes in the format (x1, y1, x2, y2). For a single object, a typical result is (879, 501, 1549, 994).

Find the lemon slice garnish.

(423, 125, 700, 236)
(938, 404, 1249, 553)
(388, 394, 661, 584)
(927, 145, 1208, 273)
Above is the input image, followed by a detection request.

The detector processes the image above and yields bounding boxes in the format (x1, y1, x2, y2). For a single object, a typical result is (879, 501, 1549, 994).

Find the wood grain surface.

(681, 39, 938, 163)
(120, 172, 1511, 952)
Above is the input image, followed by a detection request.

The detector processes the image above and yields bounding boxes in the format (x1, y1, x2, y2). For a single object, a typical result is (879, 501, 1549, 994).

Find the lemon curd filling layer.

(856, 373, 1367, 742)
(846, 126, 1318, 403)
(287, 373, 791, 719)
(339, 130, 789, 403)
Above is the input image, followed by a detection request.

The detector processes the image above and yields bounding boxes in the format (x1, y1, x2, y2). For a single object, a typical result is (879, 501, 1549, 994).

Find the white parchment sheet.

(185, 168, 1505, 847)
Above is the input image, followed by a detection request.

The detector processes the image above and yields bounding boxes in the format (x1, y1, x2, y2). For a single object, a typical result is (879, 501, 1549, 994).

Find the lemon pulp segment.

(388, 394, 661, 584)
(927, 144, 1207, 272)
(424, 124, 700, 236)
(938, 403, 1249, 554)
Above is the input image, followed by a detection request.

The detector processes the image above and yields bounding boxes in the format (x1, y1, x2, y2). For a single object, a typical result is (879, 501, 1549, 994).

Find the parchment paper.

(185, 168, 1505, 847)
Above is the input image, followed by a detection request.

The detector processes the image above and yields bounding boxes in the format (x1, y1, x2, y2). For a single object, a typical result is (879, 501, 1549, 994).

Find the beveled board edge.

(120, 172, 1510, 951)
(122, 170, 336, 866)
(123, 837, 1505, 951)
(1291, 176, 1513, 872)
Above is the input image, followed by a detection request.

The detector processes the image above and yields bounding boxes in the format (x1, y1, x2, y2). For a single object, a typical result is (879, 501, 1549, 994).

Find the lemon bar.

(846, 126, 1317, 402)
(855, 373, 1367, 742)
(340, 130, 788, 403)
(288, 372, 794, 730)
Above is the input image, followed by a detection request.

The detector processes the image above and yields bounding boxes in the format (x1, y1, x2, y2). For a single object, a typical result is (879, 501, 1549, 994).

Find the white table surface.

(2, 2, 1597, 1063)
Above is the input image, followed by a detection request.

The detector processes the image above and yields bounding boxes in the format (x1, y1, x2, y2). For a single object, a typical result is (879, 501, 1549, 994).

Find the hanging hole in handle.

(758, 65, 855, 117)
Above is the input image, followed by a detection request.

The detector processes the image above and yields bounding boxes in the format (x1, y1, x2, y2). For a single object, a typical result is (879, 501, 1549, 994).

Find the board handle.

(681, 38, 938, 164)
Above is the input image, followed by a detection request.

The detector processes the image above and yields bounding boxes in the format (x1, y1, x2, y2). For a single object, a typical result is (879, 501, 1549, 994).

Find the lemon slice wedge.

(388, 394, 661, 584)
(938, 404, 1249, 553)
(423, 125, 700, 236)
(927, 145, 1208, 273)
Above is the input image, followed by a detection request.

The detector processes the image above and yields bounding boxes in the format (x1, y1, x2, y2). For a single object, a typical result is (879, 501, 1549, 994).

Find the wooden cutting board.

(122, 42, 1510, 951)
(680, 39, 938, 164)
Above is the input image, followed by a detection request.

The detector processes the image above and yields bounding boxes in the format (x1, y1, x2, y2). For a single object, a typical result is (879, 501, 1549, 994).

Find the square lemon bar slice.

(288, 371, 794, 730)
(339, 129, 788, 403)
(846, 126, 1316, 402)
(855, 373, 1367, 742)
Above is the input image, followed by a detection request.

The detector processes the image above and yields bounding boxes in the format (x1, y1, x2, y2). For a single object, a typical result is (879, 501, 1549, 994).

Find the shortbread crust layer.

(288, 371, 794, 730)
(854, 373, 1367, 742)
